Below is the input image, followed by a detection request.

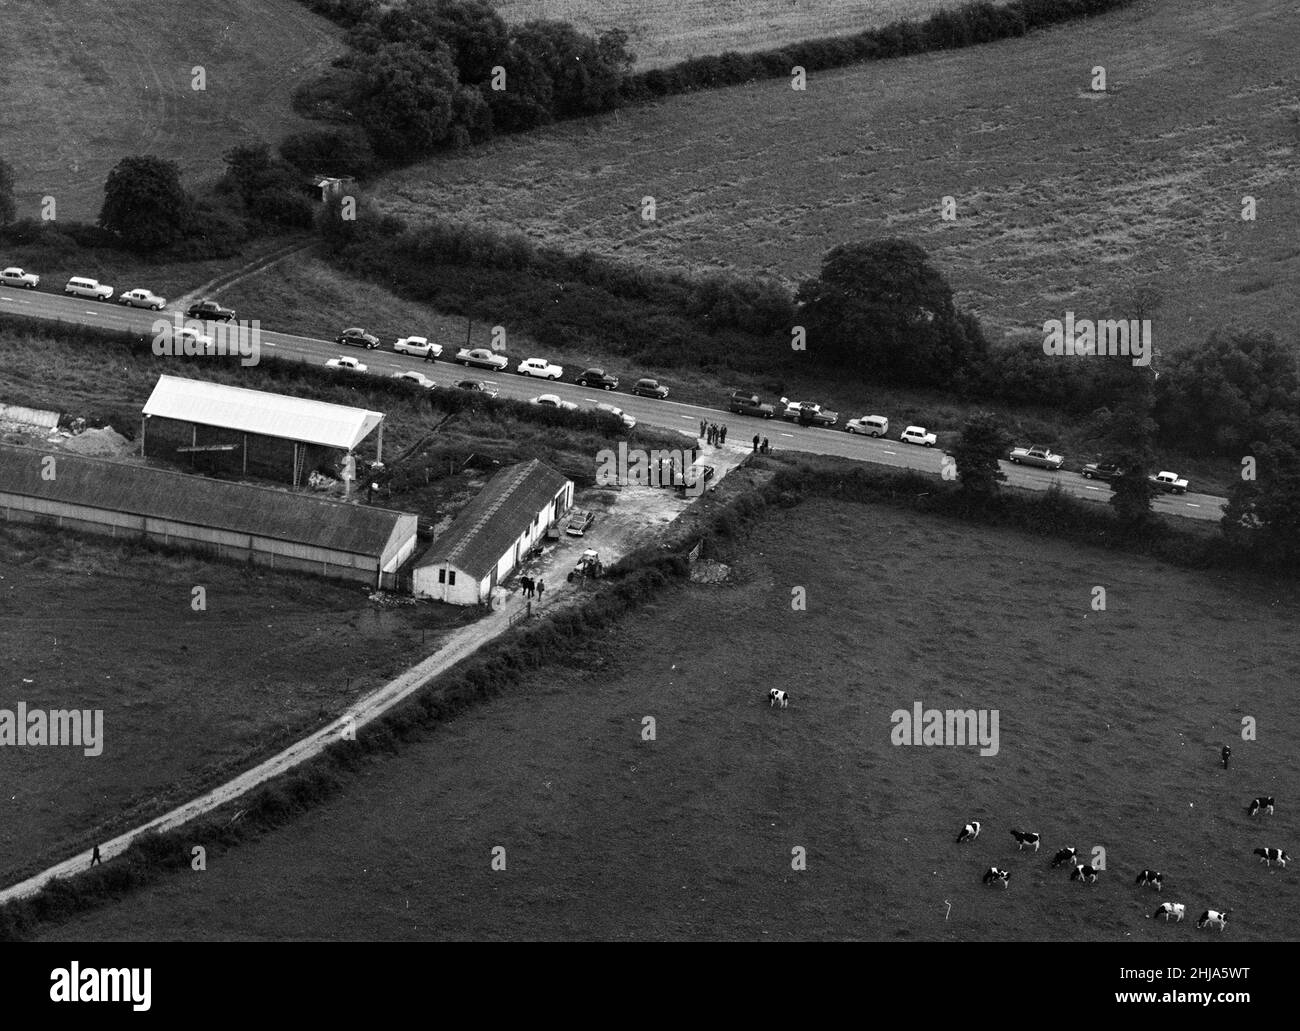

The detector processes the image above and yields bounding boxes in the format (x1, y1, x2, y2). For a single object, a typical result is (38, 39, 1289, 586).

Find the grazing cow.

(1247, 796, 1275, 817)
(1148, 902, 1185, 922)
(768, 688, 789, 709)
(1070, 863, 1098, 885)
(955, 821, 981, 844)
(1254, 847, 1290, 868)
(1221, 745, 1231, 769)
(1135, 869, 1164, 891)
(982, 866, 1010, 889)
(1010, 829, 1041, 852)
(1050, 846, 1077, 869)
(1196, 909, 1228, 931)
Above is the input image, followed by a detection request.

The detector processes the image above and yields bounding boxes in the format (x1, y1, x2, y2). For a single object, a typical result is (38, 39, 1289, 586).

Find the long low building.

(0, 444, 418, 588)
(414, 459, 573, 605)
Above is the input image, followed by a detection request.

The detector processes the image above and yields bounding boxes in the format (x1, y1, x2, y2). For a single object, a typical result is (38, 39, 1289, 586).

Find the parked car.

(1150, 470, 1190, 494)
(846, 415, 889, 437)
(727, 391, 776, 418)
(172, 326, 215, 352)
(576, 368, 619, 390)
(1080, 461, 1126, 481)
(325, 355, 368, 373)
(393, 335, 441, 359)
(0, 267, 39, 289)
(565, 509, 596, 537)
(337, 327, 380, 349)
(781, 401, 838, 427)
(593, 401, 636, 430)
(392, 371, 436, 389)
(185, 298, 235, 321)
(631, 378, 669, 399)
(456, 347, 509, 370)
(676, 464, 717, 495)
(1008, 445, 1065, 470)
(454, 379, 499, 396)
(64, 276, 114, 301)
(117, 288, 167, 310)
(900, 425, 937, 447)
(518, 357, 563, 380)
(530, 394, 579, 411)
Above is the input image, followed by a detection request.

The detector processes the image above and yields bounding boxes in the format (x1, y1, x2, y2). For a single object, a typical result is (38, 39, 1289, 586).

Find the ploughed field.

(39, 496, 1300, 940)
(379, 0, 1300, 344)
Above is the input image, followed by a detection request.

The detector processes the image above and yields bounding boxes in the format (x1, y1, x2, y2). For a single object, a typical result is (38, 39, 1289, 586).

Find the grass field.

(0, 0, 342, 222)
(37, 491, 1300, 941)
(491, 0, 952, 69)
(380, 0, 1300, 346)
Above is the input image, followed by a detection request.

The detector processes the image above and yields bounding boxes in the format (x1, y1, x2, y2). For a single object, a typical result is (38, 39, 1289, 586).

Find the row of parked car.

(1, 266, 243, 324)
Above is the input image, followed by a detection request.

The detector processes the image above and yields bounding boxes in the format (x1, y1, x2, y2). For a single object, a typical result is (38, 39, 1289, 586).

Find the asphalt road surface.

(0, 285, 1226, 521)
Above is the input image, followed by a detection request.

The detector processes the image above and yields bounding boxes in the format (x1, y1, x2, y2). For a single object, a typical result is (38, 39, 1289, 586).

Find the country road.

(0, 282, 1226, 521)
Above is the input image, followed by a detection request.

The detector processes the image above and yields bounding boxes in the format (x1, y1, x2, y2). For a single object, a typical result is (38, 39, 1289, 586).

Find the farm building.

(413, 459, 573, 605)
(0, 444, 418, 588)
(141, 375, 384, 487)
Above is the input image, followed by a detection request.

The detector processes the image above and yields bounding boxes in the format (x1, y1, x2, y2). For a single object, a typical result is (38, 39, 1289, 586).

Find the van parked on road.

(65, 276, 114, 301)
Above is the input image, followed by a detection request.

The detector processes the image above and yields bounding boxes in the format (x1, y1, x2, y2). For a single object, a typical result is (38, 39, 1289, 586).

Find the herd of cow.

(954, 795, 1288, 933)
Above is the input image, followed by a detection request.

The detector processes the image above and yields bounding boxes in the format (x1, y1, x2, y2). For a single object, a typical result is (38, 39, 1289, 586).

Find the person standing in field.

(90, 845, 102, 867)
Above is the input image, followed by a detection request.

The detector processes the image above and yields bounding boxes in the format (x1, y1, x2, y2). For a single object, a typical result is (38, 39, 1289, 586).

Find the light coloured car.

(530, 394, 579, 411)
(518, 357, 563, 380)
(900, 425, 937, 447)
(593, 401, 636, 430)
(118, 288, 167, 310)
(1149, 470, 1189, 494)
(392, 371, 436, 389)
(65, 276, 114, 300)
(0, 267, 39, 288)
(631, 378, 669, 399)
(394, 336, 441, 359)
(325, 355, 368, 374)
(846, 415, 889, 437)
(172, 326, 215, 352)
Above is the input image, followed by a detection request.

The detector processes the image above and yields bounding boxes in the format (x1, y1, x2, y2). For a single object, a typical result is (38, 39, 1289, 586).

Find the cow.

(1247, 796, 1275, 817)
(1070, 863, 1098, 885)
(1254, 847, 1290, 868)
(1196, 909, 1228, 931)
(1148, 902, 1185, 923)
(1050, 846, 1077, 869)
(768, 688, 789, 709)
(1010, 829, 1041, 852)
(1135, 869, 1164, 891)
(1221, 745, 1231, 769)
(982, 866, 1010, 889)
(955, 821, 981, 844)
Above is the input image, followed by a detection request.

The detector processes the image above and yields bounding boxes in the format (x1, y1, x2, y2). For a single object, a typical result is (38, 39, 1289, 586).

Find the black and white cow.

(1148, 902, 1185, 922)
(1247, 796, 1275, 817)
(1050, 846, 1077, 869)
(955, 820, 981, 844)
(1196, 909, 1228, 931)
(1254, 847, 1290, 868)
(1135, 869, 1164, 891)
(1070, 863, 1098, 885)
(1010, 829, 1041, 852)
(768, 688, 789, 709)
(982, 866, 1010, 889)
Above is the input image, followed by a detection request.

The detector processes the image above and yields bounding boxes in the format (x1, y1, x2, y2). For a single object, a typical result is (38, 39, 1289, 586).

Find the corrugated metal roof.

(142, 375, 383, 451)
(415, 459, 569, 580)
(0, 444, 412, 558)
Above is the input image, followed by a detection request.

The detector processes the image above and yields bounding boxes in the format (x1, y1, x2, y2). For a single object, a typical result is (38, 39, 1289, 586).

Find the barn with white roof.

(140, 375, 384, 486)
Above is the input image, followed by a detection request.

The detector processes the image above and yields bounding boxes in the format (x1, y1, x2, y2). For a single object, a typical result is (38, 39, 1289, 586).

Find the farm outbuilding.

(413, 459, 573, 605)
(141, 375, 384, 487)
(0, 444, 418, 588)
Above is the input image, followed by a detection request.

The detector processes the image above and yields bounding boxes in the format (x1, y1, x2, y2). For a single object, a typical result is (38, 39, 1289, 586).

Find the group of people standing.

(751, 435, 771, 454)
(520, 575, 545, 599)
(701, 421, 728, 446)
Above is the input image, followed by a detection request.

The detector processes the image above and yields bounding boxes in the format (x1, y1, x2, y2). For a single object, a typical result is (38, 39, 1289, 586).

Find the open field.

(0, 0, 342, 222)
(381, 0, 1300, 346)
(0, 521, 475, 883)
(38, 493, 1300, 941)
(491, 0, 952, 69)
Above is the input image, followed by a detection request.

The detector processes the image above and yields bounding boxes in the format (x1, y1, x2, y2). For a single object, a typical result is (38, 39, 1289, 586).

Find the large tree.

(98, 156, 190, 250)
(1221, 434, 1300, 566)
(795, 238, 985, 387)
(952, 410, 1011, 497)
(1092, 362, 1159, 524)
(357, 42, 461, 159)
